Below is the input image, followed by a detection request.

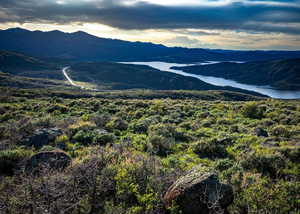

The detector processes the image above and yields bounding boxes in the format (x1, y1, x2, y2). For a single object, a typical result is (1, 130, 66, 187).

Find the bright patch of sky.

(0, 0, 300, 49)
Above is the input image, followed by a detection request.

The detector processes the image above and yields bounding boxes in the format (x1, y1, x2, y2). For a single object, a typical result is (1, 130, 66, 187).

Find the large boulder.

(25, 150, 71, 172)
(24, 128, 62, 148)
(164, 167, 233, 214)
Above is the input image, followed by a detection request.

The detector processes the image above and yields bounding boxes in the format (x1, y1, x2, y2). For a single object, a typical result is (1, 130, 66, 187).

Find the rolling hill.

(0, 50, 62, 80)
(0, 50, 265, 96)
(67, 61, 266, 96)
(176, 58, 300, 90)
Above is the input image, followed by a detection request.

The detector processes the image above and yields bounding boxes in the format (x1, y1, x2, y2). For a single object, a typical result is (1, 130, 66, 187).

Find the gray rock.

(164, 167, 233, 214)
(95, 129, 108, 135)
(24, 128, 62, 148)
(25, 150, 71, 172)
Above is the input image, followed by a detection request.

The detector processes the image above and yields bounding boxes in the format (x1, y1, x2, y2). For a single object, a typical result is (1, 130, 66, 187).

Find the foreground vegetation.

(0, 88, 299, 214)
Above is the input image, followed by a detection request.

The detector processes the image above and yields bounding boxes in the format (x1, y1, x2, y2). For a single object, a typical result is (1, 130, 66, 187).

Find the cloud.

(0, 0, 300, 35)
(163, 36, 203, 47)
(170, 29, 220, 36)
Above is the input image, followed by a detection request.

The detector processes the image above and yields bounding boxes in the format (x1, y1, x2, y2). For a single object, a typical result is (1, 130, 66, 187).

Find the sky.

(1, 0, 300, 50)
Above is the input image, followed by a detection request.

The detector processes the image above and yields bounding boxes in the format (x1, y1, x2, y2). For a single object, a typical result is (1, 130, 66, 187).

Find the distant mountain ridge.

(177, 58, 300, 90)
(1, 28, 300, 62)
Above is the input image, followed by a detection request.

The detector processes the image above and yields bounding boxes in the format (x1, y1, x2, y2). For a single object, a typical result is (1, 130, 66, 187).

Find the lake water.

(121, 61, 300, 99)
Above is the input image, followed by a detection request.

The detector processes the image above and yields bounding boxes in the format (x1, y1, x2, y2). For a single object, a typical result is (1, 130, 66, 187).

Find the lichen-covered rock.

(24, 128, 62, 148)
(164, 167, 233, 214)
(25, 150, 71, 172)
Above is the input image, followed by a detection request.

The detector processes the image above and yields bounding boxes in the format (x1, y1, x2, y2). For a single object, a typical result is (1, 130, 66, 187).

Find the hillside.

(0, 50, 62, 80)
(0, 50, 265, 96)
(68, 62, 266, 96)
(1, 28, 300, 62)
(176, 58, 300, 90)
(0, 87, 299, 214)
(0, 72, 74, 90)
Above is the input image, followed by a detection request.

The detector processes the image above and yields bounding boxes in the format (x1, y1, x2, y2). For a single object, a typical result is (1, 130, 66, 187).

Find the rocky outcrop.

(25, 150, 71, 172)
(24, 128, 62, 148)
(164, 167, 233, 214)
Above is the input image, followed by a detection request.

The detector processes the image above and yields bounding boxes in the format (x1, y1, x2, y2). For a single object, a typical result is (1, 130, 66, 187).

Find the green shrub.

(0, 148, 32, 175)
(95, 133, 115, 145)
(54, 134, 69, 150)
(106, 117, 128, 131)
(91, 113, 111, 127)
(278, 147, 300, 163)
(69, 120, 96, 136)
(215, 158, 235, 171)
(271, 125, 290, 138)
(148, 135, 174, 156)
(73, 130, 95, 145)
(240, 152, 285, 177)
(193, 139, 228, 159)
(241, 102, 265, 119)
(131, 118, 152, 134)
(114, 160, 162, 213)
(148, 123, 175, 138)
(232, 178, 300, 214)
(47, 104, 68, 114)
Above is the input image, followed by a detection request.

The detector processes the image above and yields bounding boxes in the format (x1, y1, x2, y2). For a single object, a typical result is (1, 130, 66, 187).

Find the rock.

(25, 150, 71, 172)
(163, 167, 233, 214)
(254, 127, 268, 137)
(24, 128, 62, 148)
(95, 129, 108, 135)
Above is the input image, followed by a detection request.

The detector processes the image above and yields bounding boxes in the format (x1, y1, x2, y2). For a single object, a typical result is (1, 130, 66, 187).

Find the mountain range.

(1, 28, 300, 63)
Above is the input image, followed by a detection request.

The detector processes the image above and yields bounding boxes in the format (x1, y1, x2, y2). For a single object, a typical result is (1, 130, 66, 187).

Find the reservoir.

(121, 61, 300, 99)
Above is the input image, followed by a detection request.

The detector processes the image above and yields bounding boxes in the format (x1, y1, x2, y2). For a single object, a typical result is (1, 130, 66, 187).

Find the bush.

(55, 134, 69, 150)
(0, 148, 32, 175)
(241, 102, 265, 119)
(69, 120, 96, 136)
(131, 118, 152, 134)
(90, 113, 111, 128)
(232, 178, 300, 214)
(106, 118, 128, 131)
(148, 123, 175, 138)
(114, 157, 163, 213)
(95, 133, 115, 145)
(47, 104, 68, 114)
(193, 139, 228, 159)
(214, 158, 235, 171)
(240, 152, 285, 177)
(148, 135, 174, 156)
(73, 130, 95, 145)
(271, 125, 290, 138)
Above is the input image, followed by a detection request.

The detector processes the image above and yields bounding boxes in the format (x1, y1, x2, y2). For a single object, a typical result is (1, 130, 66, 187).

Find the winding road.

(62, 66, 85, 89)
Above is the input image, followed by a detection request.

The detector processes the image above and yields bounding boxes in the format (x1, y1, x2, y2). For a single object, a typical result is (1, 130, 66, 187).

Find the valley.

(0, 26, 299, 214)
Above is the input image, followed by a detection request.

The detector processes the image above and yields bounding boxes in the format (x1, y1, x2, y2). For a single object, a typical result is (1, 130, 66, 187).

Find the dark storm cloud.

(0, 0, 300, 34)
